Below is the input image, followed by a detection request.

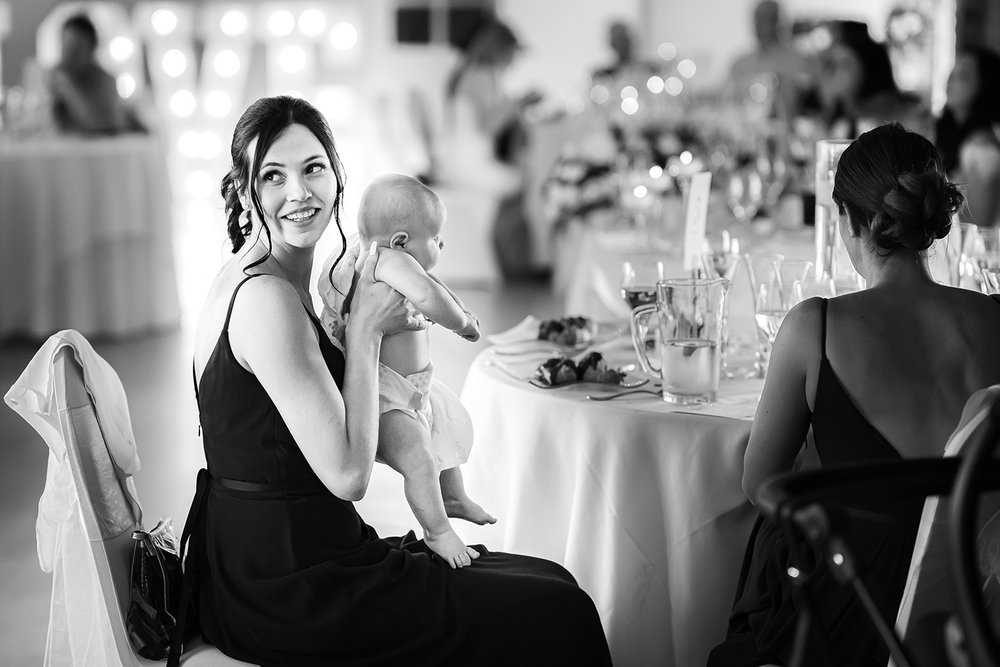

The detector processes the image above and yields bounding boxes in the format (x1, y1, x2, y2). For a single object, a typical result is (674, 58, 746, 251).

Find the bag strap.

(167, 468, 211, 667)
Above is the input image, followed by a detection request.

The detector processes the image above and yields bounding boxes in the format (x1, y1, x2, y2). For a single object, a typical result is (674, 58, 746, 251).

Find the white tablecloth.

(0, 134, 180, 339)
(456, 344, 762, 667)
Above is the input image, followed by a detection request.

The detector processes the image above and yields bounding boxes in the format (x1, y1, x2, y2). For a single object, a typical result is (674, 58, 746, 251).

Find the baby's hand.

(457, 311, 481, 342)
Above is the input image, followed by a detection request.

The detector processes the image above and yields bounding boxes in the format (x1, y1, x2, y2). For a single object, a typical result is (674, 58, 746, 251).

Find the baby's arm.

(427, 273, 480, 342)
(375, 250, 473, 333)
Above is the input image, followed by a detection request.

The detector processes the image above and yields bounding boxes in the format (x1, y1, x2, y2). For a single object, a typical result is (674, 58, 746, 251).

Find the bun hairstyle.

(219, 96, 346, 270)
(832, 123, 963, 254)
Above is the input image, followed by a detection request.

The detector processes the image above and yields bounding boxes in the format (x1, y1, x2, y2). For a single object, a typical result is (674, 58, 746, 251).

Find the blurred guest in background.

(819, 20, 928, 139)
(592, 20, 655, 83)
(48, 13, 144, 135)
(709, 123, 1000, 667)
(935, 46, 1000, 227)
(728, 0, 817, 118)
(437, 17, 542, 281)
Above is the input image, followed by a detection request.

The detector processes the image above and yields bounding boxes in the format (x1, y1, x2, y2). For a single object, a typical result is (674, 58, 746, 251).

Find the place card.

(683, 171, 712, 271)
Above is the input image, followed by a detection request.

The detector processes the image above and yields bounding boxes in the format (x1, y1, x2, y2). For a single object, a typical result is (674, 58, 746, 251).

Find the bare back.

(824, 285, 1000, 458)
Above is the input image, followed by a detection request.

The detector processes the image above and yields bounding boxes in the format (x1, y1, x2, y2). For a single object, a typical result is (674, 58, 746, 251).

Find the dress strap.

(820, 297, 829, 361)
(224, 274, 266, 333)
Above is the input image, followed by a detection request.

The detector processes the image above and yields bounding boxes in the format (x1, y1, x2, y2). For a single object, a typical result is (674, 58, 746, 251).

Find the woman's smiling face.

(247, 123, 337, 250)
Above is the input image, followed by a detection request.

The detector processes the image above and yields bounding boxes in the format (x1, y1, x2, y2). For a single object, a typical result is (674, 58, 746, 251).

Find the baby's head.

(357, 174, 446, 271)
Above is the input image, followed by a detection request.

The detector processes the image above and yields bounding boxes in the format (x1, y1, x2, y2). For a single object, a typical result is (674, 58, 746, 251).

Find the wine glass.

(981, 265, 1000, 295)
(699, 230, 742, 281)
(620, 259, 664, 310)
(752, 259, 812, 377)
(968, 227, 1000, 292)
(726, 154, 765, 224)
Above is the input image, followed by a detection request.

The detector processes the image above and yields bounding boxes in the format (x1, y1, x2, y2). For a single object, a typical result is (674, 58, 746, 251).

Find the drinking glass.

(814, 139, 853, 280)
(982, 266, 1000, 295)
(726, 155, 765, 223)
(620, 259, 665, 310)
(753, 259, 812, 377)
(968, 227, 1000, 292)
(699, 230, 742, 281)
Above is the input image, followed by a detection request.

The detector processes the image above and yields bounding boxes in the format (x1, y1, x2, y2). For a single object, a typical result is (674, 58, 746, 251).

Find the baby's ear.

(389, 231, 409, 248)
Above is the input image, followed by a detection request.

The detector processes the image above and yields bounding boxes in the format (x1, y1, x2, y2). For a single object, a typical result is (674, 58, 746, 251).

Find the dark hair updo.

(220, 96, 346, 269)
(832, 123, 963, 254)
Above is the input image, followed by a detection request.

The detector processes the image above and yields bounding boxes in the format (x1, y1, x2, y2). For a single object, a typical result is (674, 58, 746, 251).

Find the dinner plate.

(487, 316, 623, 353)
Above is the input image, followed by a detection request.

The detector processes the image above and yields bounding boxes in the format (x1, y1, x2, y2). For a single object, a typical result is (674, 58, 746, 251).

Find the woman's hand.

(349, 242, 426, 337)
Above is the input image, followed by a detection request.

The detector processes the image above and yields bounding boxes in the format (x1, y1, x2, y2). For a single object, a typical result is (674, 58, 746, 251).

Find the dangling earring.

(239, 209, 251, 229)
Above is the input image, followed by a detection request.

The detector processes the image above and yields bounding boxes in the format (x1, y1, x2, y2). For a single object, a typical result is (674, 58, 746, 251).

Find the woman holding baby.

(185, 95, 611, 665)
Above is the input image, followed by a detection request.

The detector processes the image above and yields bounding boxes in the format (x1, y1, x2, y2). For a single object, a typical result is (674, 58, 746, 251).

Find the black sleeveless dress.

(708, 299, 926, 667)
(188, 275, 612, 666)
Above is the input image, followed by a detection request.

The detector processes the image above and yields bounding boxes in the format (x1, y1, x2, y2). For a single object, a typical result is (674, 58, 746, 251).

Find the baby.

(319, 174, 495, 568)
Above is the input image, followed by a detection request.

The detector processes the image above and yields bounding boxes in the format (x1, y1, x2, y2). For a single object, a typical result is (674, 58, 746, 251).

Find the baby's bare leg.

(378, 411, 480, 569)
(439, 467, 497, 525)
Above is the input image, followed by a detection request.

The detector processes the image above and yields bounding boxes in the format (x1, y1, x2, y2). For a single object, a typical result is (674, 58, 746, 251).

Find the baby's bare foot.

(444, 496, 497, 525)
(425, 529, 480, 569)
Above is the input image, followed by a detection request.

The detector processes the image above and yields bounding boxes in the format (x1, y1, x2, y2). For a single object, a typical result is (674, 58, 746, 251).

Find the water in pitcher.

(660, 338, 719, 403)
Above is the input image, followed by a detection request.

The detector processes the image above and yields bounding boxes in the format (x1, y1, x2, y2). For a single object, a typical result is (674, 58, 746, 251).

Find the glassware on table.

(752, 259, 813, 378)
(982, 265, 1000, 295)
(620, 259, 665, 310)
(814, 139, 853, 281)
(630, 278, 730, 404)
(968, 227, 1000, 292)
(945, 221, 981, 289)
(699, 230, 742, 281)
(726, 154, 765, 223)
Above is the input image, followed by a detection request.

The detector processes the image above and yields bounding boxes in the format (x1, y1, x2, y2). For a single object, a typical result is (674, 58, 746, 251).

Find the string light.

(108, 36, 134, 63)
(278, 45, 308, 74)
(170, 89, 197, 117)
(677, 59, 697, 78)
(116, 73, 136, 98)
(657, 42, 677, 61)
(213, 49, 241, 77)
(162, 49, 187, 78)
(268, 10, 295, 37)
(299, 9, 327, 37)
(204, 90, 232, 118)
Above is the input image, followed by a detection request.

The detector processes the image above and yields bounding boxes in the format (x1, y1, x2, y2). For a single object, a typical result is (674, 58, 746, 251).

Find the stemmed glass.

(620, 259, 664, 310)
(967, 227, 1000, 292)
(726, 154, 765, 224)
(700, 230, 742, 281)
(753, 259, 813, 377)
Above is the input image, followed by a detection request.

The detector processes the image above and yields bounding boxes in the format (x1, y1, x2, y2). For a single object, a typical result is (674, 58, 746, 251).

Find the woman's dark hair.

(62, 14, 99, 50)
(220, 96, 346, 273)
(935, 46, 1000, 173)
(832, 123, 963, 254)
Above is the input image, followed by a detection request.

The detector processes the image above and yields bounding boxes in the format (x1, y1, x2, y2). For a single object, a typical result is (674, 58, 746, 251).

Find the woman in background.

(437, 17, 542, 281)
(935, 46, 1000, 227)
(709, 123, 1000, 666)
(819, 21, 928, 139)
(48, 14, 144, 135)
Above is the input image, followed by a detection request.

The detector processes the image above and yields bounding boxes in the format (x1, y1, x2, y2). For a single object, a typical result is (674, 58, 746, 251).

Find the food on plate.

(532, 351, 625, 387)
(537, 315, 593, 346)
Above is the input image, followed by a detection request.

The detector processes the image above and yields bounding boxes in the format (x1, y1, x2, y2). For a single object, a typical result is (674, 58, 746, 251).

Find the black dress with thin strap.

(187, 275, 611, 666)
(708, 298, 926, 667)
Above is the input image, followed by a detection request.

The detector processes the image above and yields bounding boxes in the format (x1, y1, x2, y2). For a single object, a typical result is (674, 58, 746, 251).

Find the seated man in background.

(48, 14, 144, 135)
(728, 0, 818, 119)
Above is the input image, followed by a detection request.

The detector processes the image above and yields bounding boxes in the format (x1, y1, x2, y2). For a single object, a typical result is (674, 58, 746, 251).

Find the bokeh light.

(329, 22, 358, 50)
(646, 76, 664, 94)
(677, 59, 697, 79)
(621, 97, 639, 115)
(213, 49, 241, 77)
(278, 45, 308, 74)
(268, 10, 295, 37)
(299, 9, 327, 37)
(219, 9, 248, 37)
(665, 77, 683, 96)
(657, 42, 677, 61)
(179, 130, 201, 158)
(116, 73, 136, 98)
(162, 49, 187, 78)
(590, 85, 609, 105)
(108, 36, 134, 63)
(205, 90, 233, 118)
(632, 185, 648, 199)
(170, 89, 197, 117)
(198, 131, 222, 160)
(620, 85, 638, 100)
(151, 9, 178, 36)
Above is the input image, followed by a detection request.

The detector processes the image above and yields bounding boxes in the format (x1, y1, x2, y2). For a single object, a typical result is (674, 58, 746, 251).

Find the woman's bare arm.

(742, 298, 822, 504)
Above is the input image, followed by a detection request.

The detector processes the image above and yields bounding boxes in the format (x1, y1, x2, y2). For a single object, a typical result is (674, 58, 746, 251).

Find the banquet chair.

(755, 385, 1000, 667)
(49, 346, 253, 666)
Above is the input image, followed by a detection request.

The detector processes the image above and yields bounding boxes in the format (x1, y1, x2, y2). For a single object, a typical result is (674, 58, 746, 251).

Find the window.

(394, 0, 494, 46)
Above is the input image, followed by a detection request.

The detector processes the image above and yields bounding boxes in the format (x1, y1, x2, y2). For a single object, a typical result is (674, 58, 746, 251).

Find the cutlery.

(585, 388, 662, 401)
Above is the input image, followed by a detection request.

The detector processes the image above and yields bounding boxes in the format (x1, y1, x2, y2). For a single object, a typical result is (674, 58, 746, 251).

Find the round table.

(455, 342, 763, 667)
(0, 133, 181, 340)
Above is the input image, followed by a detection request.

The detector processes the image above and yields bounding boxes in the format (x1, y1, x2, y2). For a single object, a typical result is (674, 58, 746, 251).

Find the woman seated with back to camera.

(709, 123, 1000, 667)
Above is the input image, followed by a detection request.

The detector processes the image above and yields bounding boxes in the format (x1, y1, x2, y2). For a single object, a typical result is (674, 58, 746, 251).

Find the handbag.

(125, 519, 194, 662)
